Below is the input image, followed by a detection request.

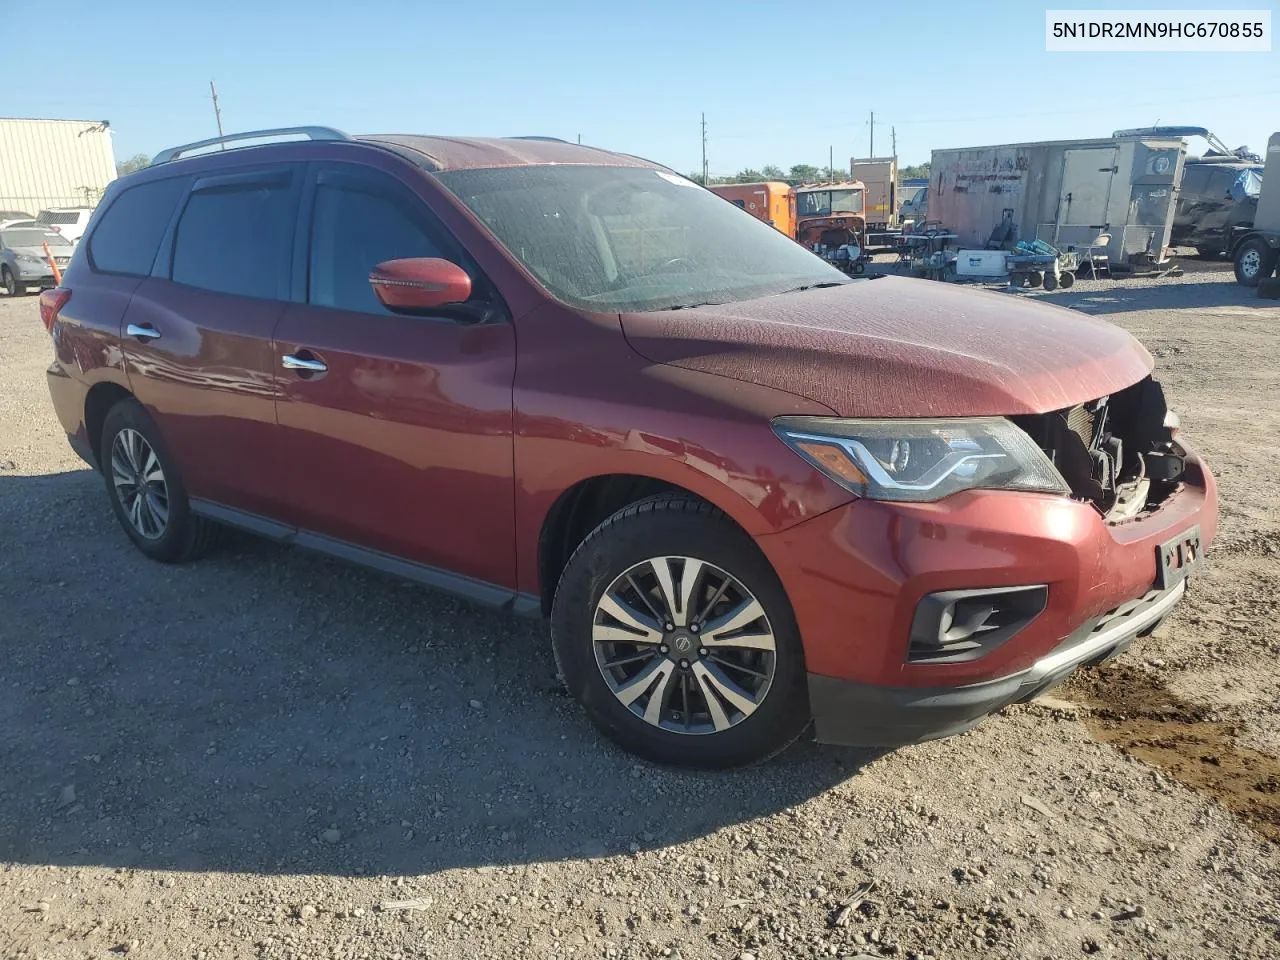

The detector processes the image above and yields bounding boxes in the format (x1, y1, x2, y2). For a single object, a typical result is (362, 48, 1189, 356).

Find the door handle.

(126, 323, 161, 341)
(282, 354, 327, 373)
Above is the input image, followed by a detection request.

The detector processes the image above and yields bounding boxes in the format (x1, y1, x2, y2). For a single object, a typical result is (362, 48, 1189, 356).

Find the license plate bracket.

(1156, 525, 1202, 590)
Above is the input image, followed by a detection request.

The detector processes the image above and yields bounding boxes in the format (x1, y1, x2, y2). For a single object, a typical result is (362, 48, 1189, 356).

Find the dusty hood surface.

(620, 276, 1153, 417)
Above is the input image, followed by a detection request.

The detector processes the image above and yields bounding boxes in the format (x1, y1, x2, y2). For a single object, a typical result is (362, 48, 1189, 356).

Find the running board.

(190, 499, 540, 616)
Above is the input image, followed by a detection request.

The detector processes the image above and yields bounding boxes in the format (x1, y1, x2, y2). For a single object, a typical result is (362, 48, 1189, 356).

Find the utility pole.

(891, 125, 897, 159)
(869, 110, 874, 158)
(700, 113, 708, 185)
(210, 80, 225, 145)
(829, 145, 833, 180)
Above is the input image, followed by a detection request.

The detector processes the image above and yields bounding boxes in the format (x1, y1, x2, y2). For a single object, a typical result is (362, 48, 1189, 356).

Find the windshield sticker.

(655, 170, 700, 188)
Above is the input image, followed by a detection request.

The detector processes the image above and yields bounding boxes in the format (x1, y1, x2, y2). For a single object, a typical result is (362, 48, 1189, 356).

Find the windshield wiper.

(776, 281, 848, 295)
(661, 301, 725, 311)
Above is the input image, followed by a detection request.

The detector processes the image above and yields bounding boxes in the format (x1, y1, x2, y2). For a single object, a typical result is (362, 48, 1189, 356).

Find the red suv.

(42, 128, 1216, 767)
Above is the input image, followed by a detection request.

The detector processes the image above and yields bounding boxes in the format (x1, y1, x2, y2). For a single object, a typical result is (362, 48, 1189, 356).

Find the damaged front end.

(1013, 377, 1186, 523)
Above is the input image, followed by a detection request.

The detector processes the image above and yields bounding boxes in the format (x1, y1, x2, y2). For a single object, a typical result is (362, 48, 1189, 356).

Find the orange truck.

(712, 179, 869, 274)
(707, 181, 795, 236)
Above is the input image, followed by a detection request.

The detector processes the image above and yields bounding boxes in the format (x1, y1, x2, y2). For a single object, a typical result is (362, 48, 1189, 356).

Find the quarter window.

(88, 178, 185, 276)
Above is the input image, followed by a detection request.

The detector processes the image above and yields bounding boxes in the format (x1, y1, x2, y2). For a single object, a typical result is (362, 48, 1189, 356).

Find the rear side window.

(88, 179, 185, 276)
(308, 180, 449, 314)
(171, 177, 295, 299)
(37, 210, 80, 225)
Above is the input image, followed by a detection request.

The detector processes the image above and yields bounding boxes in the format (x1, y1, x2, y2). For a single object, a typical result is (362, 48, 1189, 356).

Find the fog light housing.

(908, 585, 1048, 663)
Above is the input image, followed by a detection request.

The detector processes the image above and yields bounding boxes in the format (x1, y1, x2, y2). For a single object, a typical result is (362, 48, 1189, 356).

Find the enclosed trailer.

(928, 133, 1185, 269)
(849, 157, 898, 243)
(0, 118, 116, 215)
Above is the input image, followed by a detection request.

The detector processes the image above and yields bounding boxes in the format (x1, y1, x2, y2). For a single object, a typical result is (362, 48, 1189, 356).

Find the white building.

(0, 117, 117, 215)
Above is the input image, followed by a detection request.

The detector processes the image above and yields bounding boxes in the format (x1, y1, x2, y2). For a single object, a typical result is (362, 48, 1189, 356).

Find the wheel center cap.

(670, 633, 694, 655)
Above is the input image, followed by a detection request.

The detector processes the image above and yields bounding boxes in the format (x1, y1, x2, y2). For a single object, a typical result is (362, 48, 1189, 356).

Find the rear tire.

(551, 495, 809, 767)
(1234, 238, 1276, 286)
(100, 398, 217, 563)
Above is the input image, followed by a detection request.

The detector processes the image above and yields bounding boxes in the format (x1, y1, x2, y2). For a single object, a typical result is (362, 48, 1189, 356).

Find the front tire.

(100, 398, 216, 563)
(1, 267, 17, 296)
(551, 495, 809, 767)
(1234, 238, 1276, 286)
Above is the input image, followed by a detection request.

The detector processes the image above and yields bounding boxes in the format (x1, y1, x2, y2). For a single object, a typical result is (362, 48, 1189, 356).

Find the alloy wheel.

(110, 428, 169, 540)
(592, 556, 776, 735)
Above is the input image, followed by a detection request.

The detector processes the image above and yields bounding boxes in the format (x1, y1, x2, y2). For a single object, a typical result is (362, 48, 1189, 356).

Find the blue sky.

(6, 0, 1278, 174)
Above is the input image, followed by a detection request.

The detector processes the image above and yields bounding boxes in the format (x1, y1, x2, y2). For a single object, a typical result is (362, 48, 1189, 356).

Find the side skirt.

(190, 499, 540, 616)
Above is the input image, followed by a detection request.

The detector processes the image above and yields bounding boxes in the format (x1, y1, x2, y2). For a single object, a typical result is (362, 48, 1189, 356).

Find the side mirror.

(369, 258, 472, 312)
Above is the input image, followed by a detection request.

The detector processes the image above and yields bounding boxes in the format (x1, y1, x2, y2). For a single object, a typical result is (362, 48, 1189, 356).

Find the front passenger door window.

(308, 178, 453, 314)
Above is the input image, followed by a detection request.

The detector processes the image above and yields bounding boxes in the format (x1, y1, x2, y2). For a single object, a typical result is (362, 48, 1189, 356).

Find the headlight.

(773, 416, 1070, 502)
(17, 253, 45, 265)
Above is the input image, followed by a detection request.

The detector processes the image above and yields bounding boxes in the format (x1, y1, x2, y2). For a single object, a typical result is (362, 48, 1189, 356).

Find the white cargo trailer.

(928, 133, 1185, 270)
(849, 156, 898, 245)
(0, 118, 116, 216)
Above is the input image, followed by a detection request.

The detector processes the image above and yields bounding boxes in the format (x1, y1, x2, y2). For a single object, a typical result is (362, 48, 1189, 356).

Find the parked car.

(0, 218, 38, 230)
(899, 184, 927, 222)
(35, 207, 95, 245)
(0, 209, 33, 222)
(41, 127, 1217, 767)
(1, 225, 72, 295)
(1170, 157, 1263, 258)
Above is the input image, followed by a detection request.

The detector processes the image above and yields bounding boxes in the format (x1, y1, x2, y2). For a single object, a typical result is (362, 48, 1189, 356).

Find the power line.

(707, 88, 1280, 142)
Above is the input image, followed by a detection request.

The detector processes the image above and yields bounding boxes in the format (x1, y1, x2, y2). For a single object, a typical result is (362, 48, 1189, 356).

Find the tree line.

(688, 162, 930, 186)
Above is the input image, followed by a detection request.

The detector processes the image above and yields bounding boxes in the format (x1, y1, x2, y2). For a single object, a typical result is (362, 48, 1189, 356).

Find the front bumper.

(808, 579, 1184, 746)
(754, 448, 1216, 747)
(13, 263, 55, 287)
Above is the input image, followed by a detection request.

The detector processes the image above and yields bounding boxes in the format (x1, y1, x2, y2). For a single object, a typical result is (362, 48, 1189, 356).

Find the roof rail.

(151, 126, 350, 165)
(508, 135, 570, 143)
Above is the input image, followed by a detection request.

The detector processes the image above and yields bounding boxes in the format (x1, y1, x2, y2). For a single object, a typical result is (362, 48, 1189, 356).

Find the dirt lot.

(2, 264, 1278, 960)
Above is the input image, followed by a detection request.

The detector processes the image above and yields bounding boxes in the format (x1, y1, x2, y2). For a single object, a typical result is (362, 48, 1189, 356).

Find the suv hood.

(620, 276, 1153, 417)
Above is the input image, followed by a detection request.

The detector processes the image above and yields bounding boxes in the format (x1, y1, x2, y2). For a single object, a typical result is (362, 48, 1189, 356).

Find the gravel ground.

(2, 263, 1278, 960)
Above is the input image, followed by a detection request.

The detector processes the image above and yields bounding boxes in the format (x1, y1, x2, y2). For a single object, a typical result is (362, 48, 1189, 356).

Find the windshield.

(1, 228, 71, 249)
(796, 189, 864, 218)
(436, 165, 847, 312)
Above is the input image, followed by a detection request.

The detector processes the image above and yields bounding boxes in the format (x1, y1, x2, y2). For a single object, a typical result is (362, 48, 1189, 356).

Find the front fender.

(512, 303, 853, 595)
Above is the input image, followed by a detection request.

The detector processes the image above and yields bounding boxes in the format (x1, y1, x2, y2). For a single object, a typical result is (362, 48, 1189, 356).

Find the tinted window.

(308, 181, 447, 314)
(171, 178, 295, 299)
(38, 210, 80, 225)
(2, 228, 71, 250)
(88, 178, 185, 276)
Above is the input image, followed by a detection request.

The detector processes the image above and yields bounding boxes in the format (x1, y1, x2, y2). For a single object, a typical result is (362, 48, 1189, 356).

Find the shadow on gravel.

(1026, 277, 1272, 317)
(0, 471, 877, 878)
